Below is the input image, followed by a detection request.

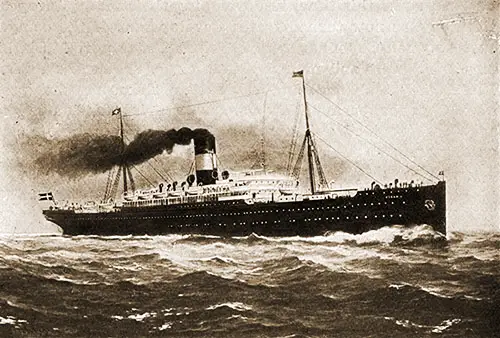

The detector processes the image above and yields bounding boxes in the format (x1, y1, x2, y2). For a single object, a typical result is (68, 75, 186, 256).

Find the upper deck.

(45, 169, 438, 214)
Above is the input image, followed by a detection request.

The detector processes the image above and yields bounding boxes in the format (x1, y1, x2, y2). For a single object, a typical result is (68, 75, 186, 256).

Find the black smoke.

(32, 134, 123, 176)
(30, 128, 214, 177)
(124, 127, 213, 165)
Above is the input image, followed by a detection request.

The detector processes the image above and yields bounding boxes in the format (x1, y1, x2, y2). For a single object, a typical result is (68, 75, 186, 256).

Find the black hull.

(43, 182, 446, 236)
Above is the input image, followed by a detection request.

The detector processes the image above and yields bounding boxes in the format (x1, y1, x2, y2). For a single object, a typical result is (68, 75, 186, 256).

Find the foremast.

(103, 108, 134, 201)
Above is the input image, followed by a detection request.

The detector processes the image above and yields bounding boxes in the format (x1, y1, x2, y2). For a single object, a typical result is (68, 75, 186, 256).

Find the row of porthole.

(125, 200, 241, 209)
(303, 214, 403, 222)
(164, 221, 278, 227)
(78, 207, 406, 221)
(164, 223, 251, 228)
(159, 213, 403, 226)
(116, 214, 407, 229)
(142, 215, 406, 229)
(77, 212, 405, 223)
(154, 207, 379, 219)
(124, 199, 406, 211)
(125, 204, 408, 217)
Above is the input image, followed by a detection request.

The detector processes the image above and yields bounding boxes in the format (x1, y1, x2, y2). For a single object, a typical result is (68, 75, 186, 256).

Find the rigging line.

(188, 160, 195, 176)
(247, 93, 268, 165)
(121, 122, 175, 182)
(287, 94, 302, 174)
(150, 157, 174, 182)
(130, 164, 154, 186)
(110, 166, 122, 200)
(292, 134, 308, 179)
(250, 136, 265, 169)
(143, 159, 171, 183)
(312, 132, 383, 185)
(126, 166, 136, 193)
(122, 86, 295, 117)
(308, 103, 435, 182)
(103, 166, 115, 200)
(305, 83, 440, 181)
(162, 100, 244, 166)
(311, 143, 328, 187)
(215, 154, 225, 171)
(261, 91, 268, 169)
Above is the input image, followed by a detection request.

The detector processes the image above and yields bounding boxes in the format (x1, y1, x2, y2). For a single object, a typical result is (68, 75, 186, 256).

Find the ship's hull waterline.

(43, 182, 446, 236)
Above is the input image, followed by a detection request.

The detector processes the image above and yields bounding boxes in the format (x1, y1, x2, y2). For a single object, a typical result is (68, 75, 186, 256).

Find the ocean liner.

(41, 72, 446, 236)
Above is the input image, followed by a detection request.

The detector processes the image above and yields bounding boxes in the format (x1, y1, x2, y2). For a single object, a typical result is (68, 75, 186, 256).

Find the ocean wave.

(390, 226, 448, 248)
(198, 255, 239, 265)
(113, 311, 158, 322)
(383, 316, 462, 334)
(163, 225, 449, 251)
(460, 233, 500, 249)
(174, 270, 235, 285)
(3, 225, 450, 248)
(270, 225, 447, 248)
(0, 227, 497, 337)
(105, 252, 163, 262)
(170, 234, 225, 245)
(70, 234, 156, 241)
(348, 282, 484, 326)
(206, 302, 253, 312)
(172, 233, 272, 246)
(389, 283, 462, 300)
(47, 275, 101, 285)
(0, 315, 28, 326)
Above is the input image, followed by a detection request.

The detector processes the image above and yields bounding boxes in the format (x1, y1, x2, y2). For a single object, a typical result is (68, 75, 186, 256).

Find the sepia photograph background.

(1, 0, 498, 234)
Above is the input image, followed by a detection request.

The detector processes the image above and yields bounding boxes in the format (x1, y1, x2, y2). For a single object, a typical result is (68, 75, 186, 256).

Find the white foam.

(389, 283, 409, 290)
(285, 225, 443, 246)
(157, 322, 172, 331)
(199, 255, 238, 264)
(431, 318, 461, 333)
(419, 286, 454, 299)
(0, 316, 16, 325)
(0, 316, 27, 325)
(127, 312, 157, 322)
(384, 316, 462, 333)
(395, 319, 427, 329)
(390, 283, 459, 300)
(50, 275, 99, 285)
(463, 295, 483, 301)
(227, 314, 249, 320)
(111, 264, 143, 272)
(206, 302, 252, 312)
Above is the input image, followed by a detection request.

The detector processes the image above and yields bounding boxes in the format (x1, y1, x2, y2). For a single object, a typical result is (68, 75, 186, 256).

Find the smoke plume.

(32, 134, 123, 176)
(124, 127, 213, 165)
(30, 128, 213, 177)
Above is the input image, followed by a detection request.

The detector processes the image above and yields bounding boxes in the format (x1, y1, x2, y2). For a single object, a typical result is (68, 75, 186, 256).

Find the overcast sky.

(1, 0, 498, 233)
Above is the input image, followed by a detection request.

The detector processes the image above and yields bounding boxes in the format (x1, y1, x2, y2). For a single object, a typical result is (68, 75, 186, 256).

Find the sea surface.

(0, 225, 498, 338)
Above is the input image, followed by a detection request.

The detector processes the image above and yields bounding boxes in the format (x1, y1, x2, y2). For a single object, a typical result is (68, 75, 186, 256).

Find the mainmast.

(294, 70, 315, 194)
(292, 70, 327, 194)
(118, 109, 128, 193)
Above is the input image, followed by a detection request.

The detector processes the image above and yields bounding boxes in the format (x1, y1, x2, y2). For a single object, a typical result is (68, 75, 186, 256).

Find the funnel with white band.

(193, 133, 218, 185)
